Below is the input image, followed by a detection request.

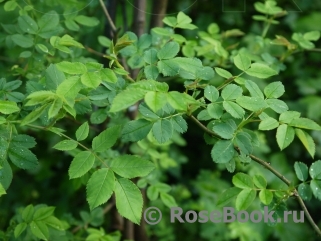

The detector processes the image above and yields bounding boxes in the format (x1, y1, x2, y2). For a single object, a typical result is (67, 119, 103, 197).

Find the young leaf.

(22, 204, 34, 222)
(160, 192, 177, 208)
(259, 117, 279, 130)
(207, 103, 223, 119)
(264, 81, 285, 98)
(69, 151, 95, 179)
(276, 124, 295, 150)
(245, 63, 277, 79)
(110, 89, 147, 112)
(234, 53, 251, 71)
(295, 129, 315, 158)
(211, 140, 235, 163)
(290, 118, 321, 131)
(110, 155, 155, 178)
(259, 189, 273, 205)
(81, 72, 102, 89)
(86, 168, 115, 210)
(144, 91, 167, 112)
(236, 96, 267, 111)
(14, 223, 27, 238)
(92, 125, 121, 152)
(100, 68, 117, 83)
(294, 162, 308, 181)
(266, 99, 288, 113)
(232, 173, 254, 188)
(221, 84, 243, 100)
(30, 221, 49, 240)
(279, 111, 301, 124)
(215, 67, 233, 79)
(152, 119, 173, 143)
(33, 206, 55, 221)
(235, 189, 256, 210)
(121, 119, 153, 142)
(76, 122, 89, 141)
(56, 61, 87, 75)
(309, 160, 321, 179)
(48, 98, 63, 119)
(253, 175, 267, 189)
(144, 65, 159, 80)
(216, 187, 241, 207)
(245, 80, 264, 99)
(21, 104, 49, 126)
(157, 41, 180, 60)
(53, 140, 78, 151)
(204, 85, 219, 102)
(223, 101, 245, 119)
(114, 178, 143, 224)
(0, 101, 20, 114)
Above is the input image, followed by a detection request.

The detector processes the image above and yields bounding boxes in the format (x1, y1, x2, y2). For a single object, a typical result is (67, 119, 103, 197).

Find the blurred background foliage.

(0, 0, 321, 240)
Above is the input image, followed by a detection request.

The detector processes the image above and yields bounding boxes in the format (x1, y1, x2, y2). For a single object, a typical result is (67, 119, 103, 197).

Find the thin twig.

(99, 0, 117, 33)
(187, 114, 321, 236)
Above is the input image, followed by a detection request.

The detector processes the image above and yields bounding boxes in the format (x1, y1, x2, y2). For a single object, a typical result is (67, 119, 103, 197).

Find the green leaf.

(14, 222, 27, 238)
(211, 140, 235, 163)
(0, 101, 20, 114)
(48, 98, 63, 119)
(56, 76, 82, 99)
(160, 192, 177, 208)
(289, 118, 321, 131)
(234, 53, 251, 71)
(266, 99, 288, 113)
(76, 122, 89, 141)
(45, 64, 65, 90)
(279, 111, 301, 124)
(36, 44, 48, 53)
(217, 187, 241, 207)
(53, 140, 78, 151)
(310, 180, 321, 200)
(171, 115, 188, 133)
(56, 61, 87, 75)
(221, 84, 243, 100)
(144, 91, 167, 112)
(74, 15, 99, 27)
(92, 125, 121, 152)
(110, 89, 147, 112)
(259, 189, 273, 205)
(81, 72, 101, 89)
(114, 178, 143, 224)
(264, 81, 285, 98)
(157, 59, 180, 76)
(30, 221, 49, 240)
(33, 206, 55, 221)
(11, 34, 34, 48)
(204, 85, 219, 102)
(207, 103, 223, 119)
(259, 117, 279, 130)
(232, 173, 254, 188)
(100, 69, 117, 83)
(304, 31, 320, 41)
(309, 160, 321, 179)
(69, 151, 95, 179)
(223, 101, 245, 119)
(294, 162, 308, 181)
(8, 146, 38, 170)
(298, 183, 312, 201)
(167, 91, 193, 111)
(38, 11, 59, 33)
(0, 183, 6, 197)
(295, 129, 315, 158)
(110, 155, 155, 178)
(236, 96, 267, 111)
(122, 119, 153, 142)
(4, 1, 17, 11)
(86, 168, 115, 210)
(157, 42, 180, 60)
(22, 204, 34, 222)
(144, 48, 158, 64)
(276, 124, 295, 150)
(235, 132, 252, 155)
(235, 189, 256, 210)
(245, 63, 277, 79)
(147, 186, 159, 201)
(244, 80, 264, 99)
(215, 67, 233, 79)
(18, 15, 38, 34)
(253, 175, 267, 188)
(98, 36, 111, 48)
(212, 122, 235, 139)
(152, 119, 173, 143)
(144, 66, 159, 80)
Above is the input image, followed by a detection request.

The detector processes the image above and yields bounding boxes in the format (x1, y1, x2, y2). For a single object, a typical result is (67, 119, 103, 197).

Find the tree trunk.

(150, 0, 168, 29)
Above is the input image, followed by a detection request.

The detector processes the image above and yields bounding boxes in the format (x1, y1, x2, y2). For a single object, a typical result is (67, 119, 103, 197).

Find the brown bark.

(133, 0, 147, 37)
(150, 0, 168, 29)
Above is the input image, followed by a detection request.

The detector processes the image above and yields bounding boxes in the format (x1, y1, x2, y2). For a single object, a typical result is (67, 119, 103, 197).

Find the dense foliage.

(0, 0, 321, 240)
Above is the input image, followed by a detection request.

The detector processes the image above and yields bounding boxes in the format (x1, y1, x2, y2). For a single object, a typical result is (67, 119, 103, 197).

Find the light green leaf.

(4, 1, 17, 11)
(295, 129, 315, 158)
(144, 65, 159, 80)
(290, 118, 321, 130)
(30, 221, 49, 240)
(22, 204, 34, 222)
(81, 72, 101, 89)
(213, 122, 235, 139)
(160, 193, 177, 208)
(152, 119, 173, 143)
(259, 189, 273, 205)
(110, 155, 155, 178)
(157, 59, 180, 76)
(8, 146, 38, 170)
(207, 103, 223, 119)
(69, 151, 95, 179)
(264, 81, 285, 98)
(298, 183, 312, 201)
(215, 67, 233, 79)
(14, 222, 27, 238)
(144, 91, 167, 112)
(236, 96, 267, 111)
(294, 162, 308, 181)
(310, 180, 321, 200)
(56, 76, 82, 99)
(234, 53, 251, 71)
(0, 183, 6, 197)
(0, 101, 20, 114)
(223, 101, 245, 119)
(20, 104, 49, 125)
(53, 140, 78, 151)
(235, 189, 256, 210)
(92, 125, 121, 152)
(304, 31, 320, 41)
(276, 124, 295, 150)
(122, 119, 153, 142)
(86, 168, 115, 210)
(76, 122, 89, 141)
(232, 173, 254, 188)
(114, 178, 143, 224)
(266, 99, 288, 113)
(110, 89, 147, 112)
(144, 48, 158, 64)
(211, 140, 235, 163)
(56, 61, 87, 75)
(171, 115, 188, 133)
(253, 175, 267, 189)
(18, 15, 38, 34)
(216, 187, 241, 207)
(33, 206, 55, 221)
(45, 64, 65, 90)
(74, 15, 99, 27)
(245, 79, 264, 99)
(11, 34, 34, 48)
(245, 63, 277, 79)
(309, 160, 321, 179)
(235, 132, 252, 155)
(279, 111, 301, 124)
(259, 117, 279, 130)
(100, 69, 117, 83)
(48, 98, 63, 119)
(157, 42, 180, 60)
(221, 84, 243, 100)
(204, 85, 219, 102)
